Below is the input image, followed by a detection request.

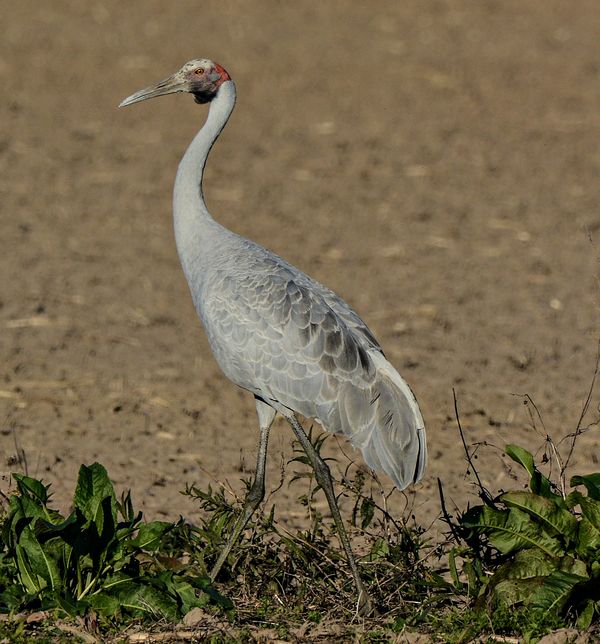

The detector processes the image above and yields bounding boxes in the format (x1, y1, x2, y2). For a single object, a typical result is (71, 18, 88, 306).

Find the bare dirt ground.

(2, 1, 600, 539)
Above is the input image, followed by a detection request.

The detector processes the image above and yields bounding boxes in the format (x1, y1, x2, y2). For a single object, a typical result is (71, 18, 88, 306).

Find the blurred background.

(1, 1, 600, 530)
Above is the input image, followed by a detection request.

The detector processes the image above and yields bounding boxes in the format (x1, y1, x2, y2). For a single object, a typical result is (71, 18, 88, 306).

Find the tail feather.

(338, 351, 426, 490)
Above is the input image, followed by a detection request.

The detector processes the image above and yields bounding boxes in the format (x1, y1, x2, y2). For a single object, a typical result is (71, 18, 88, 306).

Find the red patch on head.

(213, 63, 231, 87)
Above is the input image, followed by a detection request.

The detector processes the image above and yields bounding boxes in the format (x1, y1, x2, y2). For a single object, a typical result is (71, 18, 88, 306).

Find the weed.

(183, 429, 445, 625)
(0, 463, 231, 622)
(447, 444, 600, 640)
(0, 430, 598, 641)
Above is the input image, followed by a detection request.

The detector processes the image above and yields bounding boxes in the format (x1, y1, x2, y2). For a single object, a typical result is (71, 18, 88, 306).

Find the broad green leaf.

(189, 576, 234, 612)
(44, 592, 81, 617)
(18, 526, 62, 592)
(579, 495, 600, 533)
(117, 490, 136, 523)
(13, 474, 49, 505)
(166, 573, 233, 615)
(33, 513, 79, 546)
(558, 556, 588, 577)
(571, 473, 600, 501)
(576, 516, 600, 558)
(130, 521, 172, 551)
(367, 537, 390, 562)
(0, 584, 25, 611)
(463, 559, 484, 596)
(171, 579, 201, 614)
(492, 577, 546, 608)
(493, 548, 557, 580)
(565, 491, 580, 510)
(528, 570, 586, 614)
(577, 600, 595, 630)
(43, 537, 70, 590)
(87, 591, 121, 617)
(101, 571, 137, 590)
(15, 539, 42, 595)
(73, 463, 118, 534)
(8, 493, 49, 530)
(505, 444, 560, 502)
(5, 496, 29, 547)
(461, 506, 564, 557)
(111, 548, 134, 573)
(448, 548, 463, 589)
(501, 491, 578, 541)
(360, 497, 375, 530)
(483, 549, 569, 609)
(151, 570, 176, 594)
(114, 581, 179, 619)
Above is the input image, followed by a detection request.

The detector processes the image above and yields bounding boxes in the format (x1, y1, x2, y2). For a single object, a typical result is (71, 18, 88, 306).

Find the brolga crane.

(120, 58, 427, 615)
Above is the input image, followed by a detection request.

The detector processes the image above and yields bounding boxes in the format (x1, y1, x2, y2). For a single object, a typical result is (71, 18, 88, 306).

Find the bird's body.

(191, 233, 426, 487)
(120, 59, 427, 613)
(170, 76, 426, 490)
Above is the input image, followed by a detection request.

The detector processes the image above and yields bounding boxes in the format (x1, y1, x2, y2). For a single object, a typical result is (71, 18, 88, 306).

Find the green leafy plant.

(0, 463, 231, 620)
(4, 435, 597, 641)
(455, 444, 600, 633)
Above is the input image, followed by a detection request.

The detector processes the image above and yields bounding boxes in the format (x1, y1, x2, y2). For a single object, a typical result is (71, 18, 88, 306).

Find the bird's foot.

(357, 587, 375, 617)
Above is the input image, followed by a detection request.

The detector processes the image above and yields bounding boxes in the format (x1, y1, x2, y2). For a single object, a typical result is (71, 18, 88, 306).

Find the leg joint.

(312, 456, 332, 486)
(246, 478, 265, 506)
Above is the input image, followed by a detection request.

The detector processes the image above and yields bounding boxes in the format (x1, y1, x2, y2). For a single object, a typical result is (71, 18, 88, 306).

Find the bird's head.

(119, 58, 231, 108)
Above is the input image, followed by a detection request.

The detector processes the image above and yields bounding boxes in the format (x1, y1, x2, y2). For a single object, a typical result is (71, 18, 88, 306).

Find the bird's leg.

(286, 414, 373, 616)
(209, 399, 276, 581)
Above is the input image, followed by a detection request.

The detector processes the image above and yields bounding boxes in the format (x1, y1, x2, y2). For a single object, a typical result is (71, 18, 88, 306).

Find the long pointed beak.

(119, 74, 187, 108)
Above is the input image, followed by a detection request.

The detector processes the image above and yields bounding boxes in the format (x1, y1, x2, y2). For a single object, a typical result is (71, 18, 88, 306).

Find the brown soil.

(2, 1, 600, 537)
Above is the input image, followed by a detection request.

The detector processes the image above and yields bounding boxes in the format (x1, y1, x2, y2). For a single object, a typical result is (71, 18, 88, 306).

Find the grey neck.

(173, 80, 236, 276)
(173, 80, 237, 226)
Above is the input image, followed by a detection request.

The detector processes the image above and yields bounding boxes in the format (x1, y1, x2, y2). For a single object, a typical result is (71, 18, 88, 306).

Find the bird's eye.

(194, 68, 205, 75)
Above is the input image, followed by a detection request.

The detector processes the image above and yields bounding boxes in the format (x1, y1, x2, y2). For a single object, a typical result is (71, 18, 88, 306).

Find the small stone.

(182, 607, 209, 627)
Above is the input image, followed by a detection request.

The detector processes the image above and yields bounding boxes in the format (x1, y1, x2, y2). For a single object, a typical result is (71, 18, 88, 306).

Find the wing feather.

(199, 243, 426, 489)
